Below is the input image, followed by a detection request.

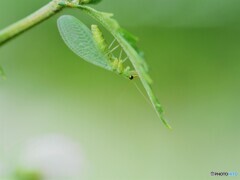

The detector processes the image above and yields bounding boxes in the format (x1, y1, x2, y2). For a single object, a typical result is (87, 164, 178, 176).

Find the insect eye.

(129, 75, 134, 80)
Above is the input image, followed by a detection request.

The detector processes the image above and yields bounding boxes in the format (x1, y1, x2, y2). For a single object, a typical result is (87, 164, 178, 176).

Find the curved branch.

(0, 0, 63, 46)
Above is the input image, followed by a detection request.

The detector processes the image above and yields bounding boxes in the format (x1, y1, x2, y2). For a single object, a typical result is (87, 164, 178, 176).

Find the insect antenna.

(133, 81, 152, 106)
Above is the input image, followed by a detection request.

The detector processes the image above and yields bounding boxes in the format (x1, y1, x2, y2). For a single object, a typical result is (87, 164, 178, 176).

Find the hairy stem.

(0, 0, 64, 45)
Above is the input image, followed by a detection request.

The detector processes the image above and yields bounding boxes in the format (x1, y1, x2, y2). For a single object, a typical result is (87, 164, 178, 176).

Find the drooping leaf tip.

(165, 122, 172, 130)
(160, 116, 172, 129)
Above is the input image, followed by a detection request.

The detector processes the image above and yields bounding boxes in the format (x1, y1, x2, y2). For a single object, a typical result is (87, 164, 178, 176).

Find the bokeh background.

(1, 0, 240, 179)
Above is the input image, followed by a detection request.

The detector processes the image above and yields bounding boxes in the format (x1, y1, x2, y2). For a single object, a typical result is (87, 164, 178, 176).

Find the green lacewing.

(57, 13, 171, 128)
(57, 15, 137, 80)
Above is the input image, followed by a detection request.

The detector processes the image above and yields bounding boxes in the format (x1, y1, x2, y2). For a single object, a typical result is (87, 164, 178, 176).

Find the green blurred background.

(1, 0, 240, 179)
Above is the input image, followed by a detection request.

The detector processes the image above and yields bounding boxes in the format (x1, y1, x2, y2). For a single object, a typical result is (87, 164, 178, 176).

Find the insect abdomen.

(91, 25, 108, 53)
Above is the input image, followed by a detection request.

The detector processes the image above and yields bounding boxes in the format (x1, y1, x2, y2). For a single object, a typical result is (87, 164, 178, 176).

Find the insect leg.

(110, 45, 120, 53)
(105, 45, 120, 56)
(119, 49, 123, 60)
(108, 39, 116, 49)
(122, 57, 128, 62)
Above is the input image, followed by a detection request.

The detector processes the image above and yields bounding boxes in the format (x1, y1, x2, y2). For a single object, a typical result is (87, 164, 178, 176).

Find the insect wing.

(57, 15, 111, 70)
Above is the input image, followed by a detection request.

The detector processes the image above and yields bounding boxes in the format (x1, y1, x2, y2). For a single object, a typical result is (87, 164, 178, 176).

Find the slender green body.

(91, 25, 108, 53)
(91, 24, 136, 79)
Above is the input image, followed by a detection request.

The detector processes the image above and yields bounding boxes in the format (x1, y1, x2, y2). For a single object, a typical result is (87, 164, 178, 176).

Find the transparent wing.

(57, 15, 111, 70)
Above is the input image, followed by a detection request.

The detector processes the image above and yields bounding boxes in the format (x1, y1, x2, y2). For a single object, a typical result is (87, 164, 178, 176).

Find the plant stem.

(0, 0, 64, 46)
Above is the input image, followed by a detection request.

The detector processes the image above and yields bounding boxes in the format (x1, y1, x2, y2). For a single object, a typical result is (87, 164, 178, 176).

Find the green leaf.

(119, 28, 148, 71)
(76, 5, 171, 129)
(119, 28, 138, 46)
(59, 3, 172, 128)
(57, 15, 111, 70)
